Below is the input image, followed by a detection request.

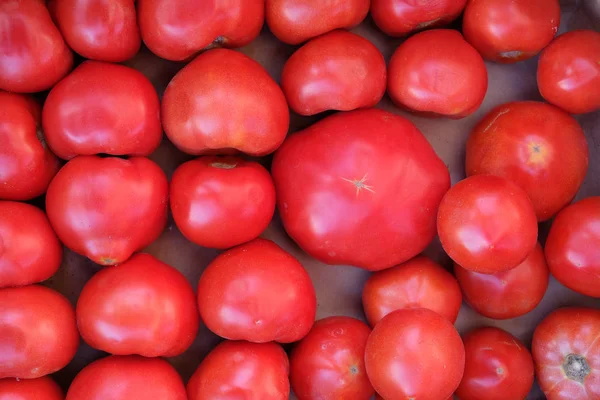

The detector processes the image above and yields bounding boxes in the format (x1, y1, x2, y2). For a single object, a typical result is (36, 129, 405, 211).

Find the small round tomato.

(456, 327, 534, 400)
(365, 308, 465, 400)
(437, 175, 538, 274)
(66, 355, 187, 400)
(46, 156, 168, 266)
(362, 256, 462, 326)
(162, 49, 289, 156)
(197, 238, 316, 343)
(466, 101, 589, 221)
(170, 156, 276, 249)
(0, 285, 79, 379)
(455, 243, 549, 320)
(290, 316, 373, 400)
(388, 29, 487, 118)
(545, 197, 600, 297)
(462, 0, 560, 63)
(0, 377, 63, 400)
(538, 30, 600, 115)
(533, 307, 600, 400)
(187, 341, 290, 400)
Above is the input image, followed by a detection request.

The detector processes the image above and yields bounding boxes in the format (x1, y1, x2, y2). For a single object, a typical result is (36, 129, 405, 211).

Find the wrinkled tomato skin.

(362, 256, 462, 326)
(187, 341, 290, 400)
(162, 49, 289, 156)
(197, 238, 316, 343)
(533, 307, 600, 400)
(42, 61, 162, 160)
(290, 316, 374, 400)
(0, 377, 63, 400)
(46, 156, 168, 266)
(456, 327, 534, 400)
(0, 285, 79, 379)
(170, 156, 276, 250)
(272, 109, 450, 271)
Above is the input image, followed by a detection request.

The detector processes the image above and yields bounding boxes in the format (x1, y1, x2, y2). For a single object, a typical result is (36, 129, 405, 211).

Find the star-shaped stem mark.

(341, 173, 376, 197)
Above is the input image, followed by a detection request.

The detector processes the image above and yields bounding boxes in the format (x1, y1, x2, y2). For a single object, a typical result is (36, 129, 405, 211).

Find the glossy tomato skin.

(538, 30, 600, 115)
(456, 327, 534, 400)
(455, 243, 549, 319)
(466, 101, 589, 221)
(0, 285, 79, 379)
(463, 0, 560, 63)
(437, 175, 538, 274)
(365, 308, 465, 400)
(187, 341, 290, 400)
(266, 0, 369, 45)
(138, 0, 264, 61)
(162, 49, 289, 156)
(66, 355, 187, 400)
(43, 61, 161, 160)
(362, 256, 462, 326)
(46, 156, 168, 266)
(290, 316, 374, 400)
(170, 156, 276, 249)
(388, 29, 487, 118)
(272, 109, 450, 271)
(0, 377, 63, 400)
(197, 238, 316, 343)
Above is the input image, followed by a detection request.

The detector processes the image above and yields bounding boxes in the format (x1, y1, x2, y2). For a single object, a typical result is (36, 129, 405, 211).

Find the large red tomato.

(0, 0, 72, 93)
(0, 377, 63, 400)
(365, 308, 465, 400)
(456, 327, 534, 400)
(46, 156, 168, 266)
(545, 197, 600, 297)
(197, 238, 316, 343)
(0, 91, 60, 201)
(0, 285, 79, 379)
(533, 307, 600, 400)
(387, 29, 487, 118)
(272, 109, 450, 271)
(437, 175, 538, 274)
(170, 156, 276, 249)
(466, 101, 588, 221)
(362, 256, 462, 326)
(162, 49, 289, 156)
(66, 355, 187, 400)
(138, 0, 264, 61)
(290, 316, 374, 400)
(281, 30, 386, 116)
(187, 341, 290, 400)
(42, 61, 162, 159)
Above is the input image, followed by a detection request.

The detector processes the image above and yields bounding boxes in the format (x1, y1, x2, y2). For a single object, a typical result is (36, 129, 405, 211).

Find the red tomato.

(466, 101, 589, 221)
(162, 49, 289, 156)
(273, 109, 450, 271)
(266, 0, 369, 45)
(281, 30, 386, 116)
(387, 29, 488, 118)
(138, 0, 264, 61)
(437, 175, 538, 274)
(365, 308, 465, 400)
(362, 256, 462, 326)
(46, 156, 168, 266)
(456, 327, 534, 400)
(0, 0, 72, 93)
(42, 61, 161, 159)
(187, 341, 290, 400)
(197, 238, 316, 343)
(462, 0, 560, 63)
(66, 355, 187, 400)
(48, 0, 140, 62)
(0, 285, 79, 379)
(545, 197, 600, 297)
(0, 92, 60, 201)
(533, 307, 600, 400)
(290, 316, 374, 400)
(455, 243, 549, 319)
(538, 30, 600, 115)
(0, 377, 63, 400)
